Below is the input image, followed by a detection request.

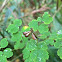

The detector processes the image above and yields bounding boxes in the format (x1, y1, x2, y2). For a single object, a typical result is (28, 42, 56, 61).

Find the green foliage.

(57, 47, 62, 59)
(42, 12, 53, 24)
(11, 31, 22, 42)
(6, 24, 19, 34)
(0, 12, 62, 62)
(6, 19, 29, 50)
(38, 24, 48, 34)
(3, 48, 13, 58)
(0, 55, 7, 62)
(23, 49, 49, 62)
(37, 17, 42, 22)
(0, 38, 8, 48)
(23, 39, 49, 62)
(14, 36, 28, 49)
(13, 19, 22, 27)
(54, 39, 62, 48)
(0, 38, 13, 62)
(6, 19, 22, 34)
(28, 19, 38, 31)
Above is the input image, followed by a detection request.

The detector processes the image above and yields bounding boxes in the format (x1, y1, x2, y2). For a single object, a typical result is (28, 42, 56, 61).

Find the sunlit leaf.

(42, 12, 53, 24)
(38, 24, 48, 33)
(3, 48, 13, 58)
(28, 19, 38, 31)
(0, 38, 8, 48)
(6, 24, 19, 34)
(13, 19, 22, 27)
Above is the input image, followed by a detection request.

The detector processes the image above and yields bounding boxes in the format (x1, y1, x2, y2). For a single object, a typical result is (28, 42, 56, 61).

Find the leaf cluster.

(0, 38, 13, 62)
(1, 12, 62, 62)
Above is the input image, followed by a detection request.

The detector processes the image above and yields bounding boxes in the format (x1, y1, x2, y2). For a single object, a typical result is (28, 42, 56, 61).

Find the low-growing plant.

(0, 12, 62, 62)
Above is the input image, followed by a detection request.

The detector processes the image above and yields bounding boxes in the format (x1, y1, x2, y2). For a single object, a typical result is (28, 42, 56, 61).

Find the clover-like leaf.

(0, 38, 8, 48)
(22, 36, 28, 44)
(38, 42, 48, 50)
(24, 49, 49, 62)
(37, 49, 49, 60)
(3, 48, 13, 58)
(54, 39, 62, 48)
(44, 39, 54, 45)
(14, 36, 28, 49)
(28, 19, 38, 31)
(49, 32, 57, 40)
(37, 17, 42, 22)
(14, 41, 25, 49)
(42, 12, 53, 24)
(14, 41, 21, 49)
(26, 39, 37, 51)
(23, 48, 30, 60)
(29, 50, 38, 62)
(0, 55, 7, 62)
(57, 47, 62, 59)
(39, 31, 50, 39)
(6, 24, 19, 34)
(11, 31, 22, 42)
(13, 19, 22, 27)
(38, 24, 48, 33)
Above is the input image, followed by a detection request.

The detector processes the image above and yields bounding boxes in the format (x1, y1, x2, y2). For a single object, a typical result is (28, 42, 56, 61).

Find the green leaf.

(38, 49, 49, 60)
(57, 47, 62, 59)
(23, 48, 30, 60)
(49, 32, 57, 40)
(37, 49, 49, 60)
(38, 24, 48, 33)
(42, 12, 53, 24)
(0, 38, 8, 48)
(14, 36, 28, 49)
(14, 41, 21, 49)
(22, 36, 28, 44)
(11, 31, 22, 42)
(25, 49, 49, 62)
(38, 42, 48, 50)
(23, 40, 49, 62)
(14, 41, 25, 49)
(37, 17, 42, 22)
(28, 19, 38, 31)
(6, 24, 19, 34)
(3, 48, 13, 58)
(0, 55, 7, 62)
(57, 34, 62, 39)
(54, 39, 62, 48)
(45, 39, 54, 45)
(13, 19, 22, 27)
(29, 50, 37, 62)
(26, 39, 37, 51)
(0, 51, 3, 56)
(39, 32, 50, 39)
